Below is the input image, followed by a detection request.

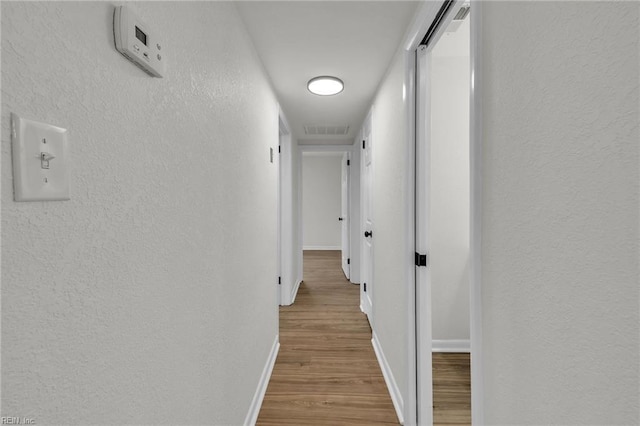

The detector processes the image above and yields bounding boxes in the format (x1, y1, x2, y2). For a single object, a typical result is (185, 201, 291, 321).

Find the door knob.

(338, 217, 343, 221)
(364, 230, 373, 238)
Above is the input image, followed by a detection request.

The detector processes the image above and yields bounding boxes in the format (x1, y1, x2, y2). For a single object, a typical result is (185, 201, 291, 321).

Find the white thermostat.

(114, 5, 165, 78)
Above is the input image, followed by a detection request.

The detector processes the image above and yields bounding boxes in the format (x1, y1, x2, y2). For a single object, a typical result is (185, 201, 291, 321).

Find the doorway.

(298, 143, 361, 288)
(278, 113, 298, 306)
(340, 152, 351, 279)
(414, 1, 479, 424)
(360, 130, 374, 324)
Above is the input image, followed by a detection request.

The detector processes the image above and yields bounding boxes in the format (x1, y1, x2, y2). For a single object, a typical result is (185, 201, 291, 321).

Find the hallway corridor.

(257, 251, 399, 425)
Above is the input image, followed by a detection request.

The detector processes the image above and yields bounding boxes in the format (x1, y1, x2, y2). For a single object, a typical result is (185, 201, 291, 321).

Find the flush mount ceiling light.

(307, 76, 344, 96)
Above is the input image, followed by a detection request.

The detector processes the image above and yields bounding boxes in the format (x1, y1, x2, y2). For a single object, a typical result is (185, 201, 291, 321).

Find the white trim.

(415, 43, 434, 426)
(302, 246, 341, 251)
(405, 1, 485, 425)
(244, 335, 280, 426)
(278, 108, 291, 135)
(349, 142, 361, 284)
(432, 339, 471, 353)
(359, 108, 374, 324)
(402, 2, 452, 425)
(372, 333, 405, 425)
(403, 49, 418, 426)
(278, 107, 295, 307)
(302, 151, 346, 157)
(298, 143, 361, 288)
(469, 1, 485, 423)
(290, 279, 302, 305)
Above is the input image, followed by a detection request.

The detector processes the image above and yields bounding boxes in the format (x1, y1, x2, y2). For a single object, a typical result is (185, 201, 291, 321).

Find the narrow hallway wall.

(1, 2, 279, 424)
(367, 50, 411, 412)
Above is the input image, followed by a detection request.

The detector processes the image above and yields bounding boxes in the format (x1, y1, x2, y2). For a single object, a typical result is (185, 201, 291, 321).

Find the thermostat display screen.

(135, 26, 147, 46)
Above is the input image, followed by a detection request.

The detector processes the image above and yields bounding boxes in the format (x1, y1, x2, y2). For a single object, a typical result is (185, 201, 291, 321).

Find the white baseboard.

(372, 332, 404, 425)
(432, 339, 471, 353)
(290, 279, 302, 304)
(303, 246, 341, 250)
(244, 335, 280, 426)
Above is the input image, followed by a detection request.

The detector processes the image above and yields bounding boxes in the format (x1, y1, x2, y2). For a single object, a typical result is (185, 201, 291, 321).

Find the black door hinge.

(347, 258, 350, 265)
(415, 252, 427, 267)
(278, 146, 281, 153)
(347, 160, 350, 166)
(363, 282, 367, 292)
(362, 140, 366, 149)
(278, 276, 281, 285)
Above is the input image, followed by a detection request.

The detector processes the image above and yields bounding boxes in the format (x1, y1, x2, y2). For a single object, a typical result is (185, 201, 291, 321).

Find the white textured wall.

(429, 52, 470, 342)
(480, 2, 639, 424)
(302, 154, 342, 249)
(1, 2, 279, 424)
(370, 52, 409, 407)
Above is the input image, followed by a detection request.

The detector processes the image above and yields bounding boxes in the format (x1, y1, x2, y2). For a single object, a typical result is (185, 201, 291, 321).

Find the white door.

(276, 139, 282, 307)
(341, 153, 350, 279)
(415, 44, 434, 425)
(415, 3, 473, 423)
(361, 134, 373, 322)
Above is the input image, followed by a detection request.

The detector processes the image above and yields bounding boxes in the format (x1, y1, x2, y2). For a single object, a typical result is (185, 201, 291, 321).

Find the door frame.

(358, 108, 374, 323)
(340, 151, 351, 280)
(297, 143, 361, 287)
(278, 110, 296, 306)
(402, 0, 484, 424)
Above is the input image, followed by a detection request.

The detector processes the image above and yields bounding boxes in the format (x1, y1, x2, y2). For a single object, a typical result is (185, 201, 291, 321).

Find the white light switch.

(11, 113, 70, 201)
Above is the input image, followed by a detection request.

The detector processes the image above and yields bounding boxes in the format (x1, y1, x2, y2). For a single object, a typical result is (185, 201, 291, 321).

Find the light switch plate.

(11, 113, 70, 201)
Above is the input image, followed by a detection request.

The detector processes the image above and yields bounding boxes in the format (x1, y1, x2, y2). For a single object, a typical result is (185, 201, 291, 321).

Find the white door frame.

(278, 110, 296, 306)
(298, 143, 361, 287)
(402, 0, 484, 424)
(340, 152, 351, 279)
(358, 109, 374, 323)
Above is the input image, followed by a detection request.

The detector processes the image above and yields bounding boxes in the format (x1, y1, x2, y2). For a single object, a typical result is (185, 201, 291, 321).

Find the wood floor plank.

(257, 250, 471, 425)
(433, 353, 471, 425)
(257, 251, 400, 426)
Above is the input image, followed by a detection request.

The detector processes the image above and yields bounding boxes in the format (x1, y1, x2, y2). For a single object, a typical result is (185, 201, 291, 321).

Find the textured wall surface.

(302, 154, 342, 248)
(1, 2, 279, 424)
(481, 2, 639, 424)
(429, 53, 470, 342)
(370, 51, 409, 406)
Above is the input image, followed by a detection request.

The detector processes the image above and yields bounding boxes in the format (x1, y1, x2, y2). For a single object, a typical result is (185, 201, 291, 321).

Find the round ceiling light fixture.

(307, 76, 344, 96)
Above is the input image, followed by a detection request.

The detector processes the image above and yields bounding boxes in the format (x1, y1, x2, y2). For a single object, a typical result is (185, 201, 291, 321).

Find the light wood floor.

(257, 250, 470, 425)
(433, 353, 471, 425)
(257, 250, 398, 425)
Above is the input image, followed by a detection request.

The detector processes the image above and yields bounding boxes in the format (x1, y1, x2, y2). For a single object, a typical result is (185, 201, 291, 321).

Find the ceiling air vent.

(446, 4, 470, 33)
(453, 5, 470, 21)
(304, 125, 350, 136)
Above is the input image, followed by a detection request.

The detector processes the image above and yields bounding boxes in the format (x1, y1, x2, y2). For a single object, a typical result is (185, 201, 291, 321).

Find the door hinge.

(415, 252, 427, 267)
(347, 258, 350, 265)
(278, 145, 281, 153)
(278, 276, 281, 285)
(347, 159, 350, 166)
(362, 140, 366, 149)
(363, 282, 367, 292)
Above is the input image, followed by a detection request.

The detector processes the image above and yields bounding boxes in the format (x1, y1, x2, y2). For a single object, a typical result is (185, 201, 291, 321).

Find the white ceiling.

(236, 1, 420, 144)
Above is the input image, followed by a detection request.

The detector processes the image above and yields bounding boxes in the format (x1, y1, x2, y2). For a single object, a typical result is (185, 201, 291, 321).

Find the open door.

(414, 1, 474, 424)
(341, 152, 350, 279)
